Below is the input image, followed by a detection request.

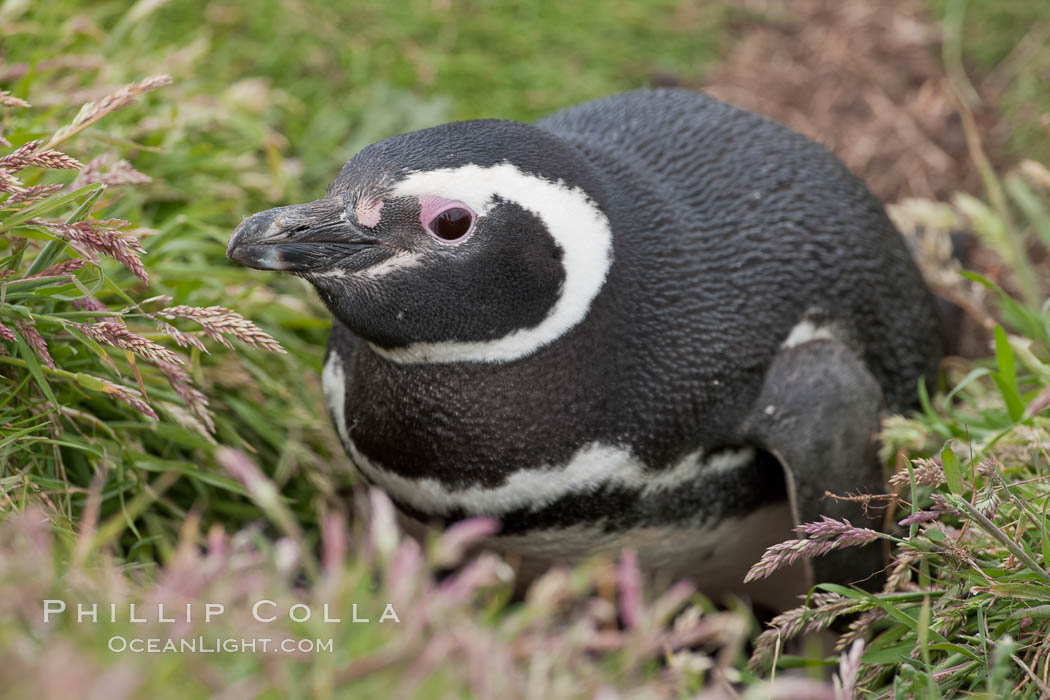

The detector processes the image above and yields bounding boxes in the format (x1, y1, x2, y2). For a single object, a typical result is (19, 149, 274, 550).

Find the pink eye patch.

(355, 198, 384, 227)
(418, 195, 476, 243)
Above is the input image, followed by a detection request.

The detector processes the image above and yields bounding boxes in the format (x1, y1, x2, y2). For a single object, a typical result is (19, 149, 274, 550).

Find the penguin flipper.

(740, 338, 887, 590)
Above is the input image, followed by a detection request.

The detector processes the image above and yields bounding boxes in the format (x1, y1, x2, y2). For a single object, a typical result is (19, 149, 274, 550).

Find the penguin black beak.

(227, 199, 379, 272)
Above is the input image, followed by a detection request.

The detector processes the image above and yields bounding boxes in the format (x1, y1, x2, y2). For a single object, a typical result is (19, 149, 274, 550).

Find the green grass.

(932, 0, 1050, 163)
(3, 0, 1050, 697)
(6, 0, 731, 201)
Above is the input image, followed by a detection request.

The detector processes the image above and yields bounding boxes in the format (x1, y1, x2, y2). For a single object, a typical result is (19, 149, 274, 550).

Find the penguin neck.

(342, 316, 617, 489)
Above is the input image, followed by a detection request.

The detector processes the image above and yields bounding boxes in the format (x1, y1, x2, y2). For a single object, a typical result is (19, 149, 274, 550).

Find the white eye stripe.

(355, 251, 424, 280)
(394, 167, 507, 217)
(374, 162, 614, 364)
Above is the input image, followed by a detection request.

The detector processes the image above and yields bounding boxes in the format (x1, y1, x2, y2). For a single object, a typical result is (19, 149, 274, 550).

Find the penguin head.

(227, 120, 614, 364)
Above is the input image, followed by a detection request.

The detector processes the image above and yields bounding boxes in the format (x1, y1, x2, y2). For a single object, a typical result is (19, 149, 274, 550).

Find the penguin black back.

(538, 89, 941, 415)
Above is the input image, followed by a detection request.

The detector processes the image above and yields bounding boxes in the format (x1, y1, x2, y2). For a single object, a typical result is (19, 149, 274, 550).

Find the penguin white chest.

(497, 503, 806, 608)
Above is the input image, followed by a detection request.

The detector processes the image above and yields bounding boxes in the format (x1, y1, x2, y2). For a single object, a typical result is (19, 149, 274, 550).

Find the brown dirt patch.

(689, 0, 1003, 204)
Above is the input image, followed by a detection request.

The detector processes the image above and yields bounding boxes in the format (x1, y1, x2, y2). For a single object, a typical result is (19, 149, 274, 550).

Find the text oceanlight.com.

(108, 636, 335, 654)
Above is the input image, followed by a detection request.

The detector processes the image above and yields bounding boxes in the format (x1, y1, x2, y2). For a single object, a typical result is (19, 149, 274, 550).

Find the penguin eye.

(427, 207, 473, 242)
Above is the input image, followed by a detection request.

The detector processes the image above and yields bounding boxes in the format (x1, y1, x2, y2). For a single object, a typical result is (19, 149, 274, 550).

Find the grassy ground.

(933, 0, 1050, 163)
(2, 0, 1050, 697)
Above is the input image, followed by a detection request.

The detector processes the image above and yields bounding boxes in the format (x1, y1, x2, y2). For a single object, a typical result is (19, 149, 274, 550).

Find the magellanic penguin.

(227, 88, 942, 609)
